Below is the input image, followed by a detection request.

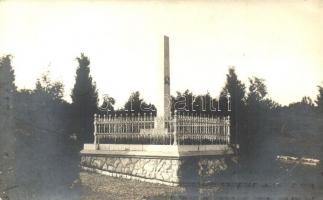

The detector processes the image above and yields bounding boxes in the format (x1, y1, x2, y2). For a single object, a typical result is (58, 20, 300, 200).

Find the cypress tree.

(71, 53, 98, 147)
(221, 67, 246, 154)
(0, 55, 16, 197)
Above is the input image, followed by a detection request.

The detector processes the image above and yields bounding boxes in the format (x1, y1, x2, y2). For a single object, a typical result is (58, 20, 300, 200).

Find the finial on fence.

(94, 113, 97, 122)
(227, 93, 231, 111)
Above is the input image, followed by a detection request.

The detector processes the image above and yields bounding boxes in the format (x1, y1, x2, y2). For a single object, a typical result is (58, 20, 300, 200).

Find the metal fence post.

(173, 110, 177, 145)
(227, 116, 230, 144)
(94, 114, 98, 150)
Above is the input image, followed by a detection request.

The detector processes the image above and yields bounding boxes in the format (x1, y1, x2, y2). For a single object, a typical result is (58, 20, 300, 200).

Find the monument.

(80, 36, 235, 186)
(161, 35, 171, 121)
(155, 35, 171, 133)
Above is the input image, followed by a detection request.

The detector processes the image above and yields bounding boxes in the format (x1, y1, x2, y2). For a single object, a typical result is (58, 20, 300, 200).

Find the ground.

(80, 172, 185, 200)
(79, 165, 323, 200)
(79, 155, 323, 200)
(2, 162, 322, 199)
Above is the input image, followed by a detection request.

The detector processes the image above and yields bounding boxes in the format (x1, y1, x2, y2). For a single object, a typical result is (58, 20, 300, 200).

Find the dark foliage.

(71, 53, 98, 146)
(315, 86, 323, 114)
(221, 67, 246, 150)
(98, 94, 116, 115)
(120, 91, 156, 116)
(171, 90, 229, 117)
(13, 73, 79, 199)
(0, 55, 17, 198)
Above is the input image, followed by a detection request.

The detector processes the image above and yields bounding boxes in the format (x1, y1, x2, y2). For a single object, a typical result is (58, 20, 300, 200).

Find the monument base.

(80, 144, 237, 186)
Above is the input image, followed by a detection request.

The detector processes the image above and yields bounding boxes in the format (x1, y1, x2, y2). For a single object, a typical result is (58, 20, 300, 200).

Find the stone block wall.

(81, 155, 181, 185)
(81, 154, 235, 186)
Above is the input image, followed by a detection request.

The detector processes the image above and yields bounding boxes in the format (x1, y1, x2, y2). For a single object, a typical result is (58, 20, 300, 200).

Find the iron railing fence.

(93, 112, 230, 146)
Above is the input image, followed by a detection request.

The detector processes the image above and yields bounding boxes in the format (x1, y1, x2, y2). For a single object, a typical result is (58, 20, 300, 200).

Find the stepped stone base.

(80, 145, 237, 186)
(81, 156, 180, 185)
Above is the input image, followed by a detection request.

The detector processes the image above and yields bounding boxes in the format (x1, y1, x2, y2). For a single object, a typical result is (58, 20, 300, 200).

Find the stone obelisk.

(163, 36, 171, 121)
(155, 35, 171, 133)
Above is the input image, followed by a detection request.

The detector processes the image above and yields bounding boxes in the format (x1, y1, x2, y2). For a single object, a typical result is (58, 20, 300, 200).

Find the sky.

(1, 0, 323, 108)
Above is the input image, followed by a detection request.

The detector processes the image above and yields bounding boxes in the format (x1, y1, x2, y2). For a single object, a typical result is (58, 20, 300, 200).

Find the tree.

(71, 53, 98, 146)
(98, 94, 115, 114)
(221, 67, 246, 153)
(315, 85, 323, 113)
(246, 77, 267, 104)
(244, 77, 279, 159)
(0, 55, 16, 196)
(34, 71, 64, 102)
(315, 86, 323, 162)
(172, 90, 221, 116)
(13, 71, 79, 199)
(173, 90, 196, 113)
(0, 55, 16, 109)
(288, 96, 315, 114)
(301, 96, 314, 106)
(194, 92, 219, 116)
(123, 91, 156, 115)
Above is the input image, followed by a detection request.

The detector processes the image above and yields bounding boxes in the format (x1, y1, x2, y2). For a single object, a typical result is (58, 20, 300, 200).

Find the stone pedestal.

(81, 152, 237, 186)
(154, 116, 168, 134)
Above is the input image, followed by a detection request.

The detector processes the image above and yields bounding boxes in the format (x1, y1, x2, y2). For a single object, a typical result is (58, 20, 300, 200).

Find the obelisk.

(163, 36, 171, 120)
(155, 35, 171, 133)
